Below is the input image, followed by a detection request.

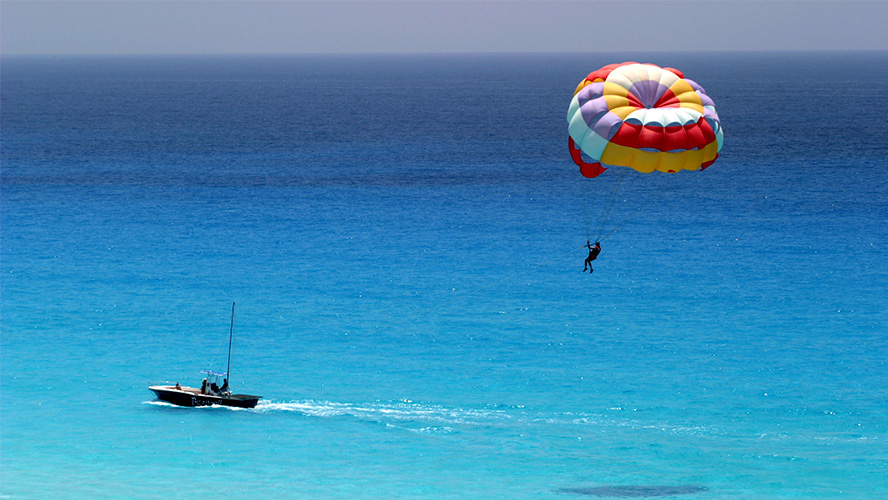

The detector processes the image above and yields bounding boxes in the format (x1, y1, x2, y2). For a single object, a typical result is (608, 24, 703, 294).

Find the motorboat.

(149, 302, 261, 408)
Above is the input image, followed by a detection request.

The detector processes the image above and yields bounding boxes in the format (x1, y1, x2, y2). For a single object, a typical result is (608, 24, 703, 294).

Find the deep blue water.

(2, 52, 886, 499)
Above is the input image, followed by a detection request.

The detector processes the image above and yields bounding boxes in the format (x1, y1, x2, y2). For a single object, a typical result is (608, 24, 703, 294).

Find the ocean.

(1, 52, 886, 499)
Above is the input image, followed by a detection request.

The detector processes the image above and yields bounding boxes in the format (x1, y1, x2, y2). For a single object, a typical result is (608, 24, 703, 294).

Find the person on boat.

(220, 378, 229, 394)
(210, 381, 220, 395)
(584, 241, 601, 273)
(200, 378, 208, 395)
(175, 382, 182, 390)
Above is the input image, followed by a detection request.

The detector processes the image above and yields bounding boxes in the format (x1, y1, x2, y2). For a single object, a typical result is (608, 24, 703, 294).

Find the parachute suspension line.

(598, 206, 647, 242)
(597, 175, 688, 241)
(582, 179, 593, 241)
(593, 167, 627, 242)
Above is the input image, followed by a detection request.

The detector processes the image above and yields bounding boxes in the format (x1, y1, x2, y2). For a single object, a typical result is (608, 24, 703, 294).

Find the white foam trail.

(255, 399, 515, 427)
(144, 400, 175, 407)
(147, 398, 725, 439)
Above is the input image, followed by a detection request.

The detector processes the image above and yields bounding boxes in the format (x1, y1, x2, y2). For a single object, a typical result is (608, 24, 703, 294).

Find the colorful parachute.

(567, 62, 723, 178)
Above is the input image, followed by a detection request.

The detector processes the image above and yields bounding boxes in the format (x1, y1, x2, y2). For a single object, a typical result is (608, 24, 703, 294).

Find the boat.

(149, 302, 262, 409)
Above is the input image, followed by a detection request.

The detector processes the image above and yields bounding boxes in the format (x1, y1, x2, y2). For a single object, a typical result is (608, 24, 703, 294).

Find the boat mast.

(227, 301, 235, 385)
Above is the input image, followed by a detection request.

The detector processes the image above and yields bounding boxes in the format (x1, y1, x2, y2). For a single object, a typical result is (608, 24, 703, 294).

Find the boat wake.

(558, 485, 709, 497)
(146, 398, 719, 438)
(255, 399, 515, 431)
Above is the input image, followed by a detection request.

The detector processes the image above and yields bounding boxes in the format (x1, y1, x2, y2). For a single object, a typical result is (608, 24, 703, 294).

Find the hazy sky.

(2, 1, 886, 55)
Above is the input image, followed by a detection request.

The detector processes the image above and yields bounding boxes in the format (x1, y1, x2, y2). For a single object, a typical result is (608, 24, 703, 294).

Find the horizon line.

(4, 48, 887, 57)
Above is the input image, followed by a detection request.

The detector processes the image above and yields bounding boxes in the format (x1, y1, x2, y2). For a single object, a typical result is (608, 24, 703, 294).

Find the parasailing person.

(584, 241, 601, 273)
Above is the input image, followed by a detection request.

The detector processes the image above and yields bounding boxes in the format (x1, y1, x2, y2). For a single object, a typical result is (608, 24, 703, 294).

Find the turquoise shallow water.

(2, 52, 887, 499)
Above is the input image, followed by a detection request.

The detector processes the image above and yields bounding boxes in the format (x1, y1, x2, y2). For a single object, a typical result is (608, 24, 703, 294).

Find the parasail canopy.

(567, 62, 723, 178)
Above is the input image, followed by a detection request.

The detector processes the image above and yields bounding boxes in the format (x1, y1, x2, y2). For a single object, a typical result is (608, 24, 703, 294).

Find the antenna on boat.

(227, 301, 235, 385)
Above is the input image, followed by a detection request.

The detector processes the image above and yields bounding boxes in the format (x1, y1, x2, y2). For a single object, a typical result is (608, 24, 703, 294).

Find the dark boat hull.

(149, 386, 261, 409)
